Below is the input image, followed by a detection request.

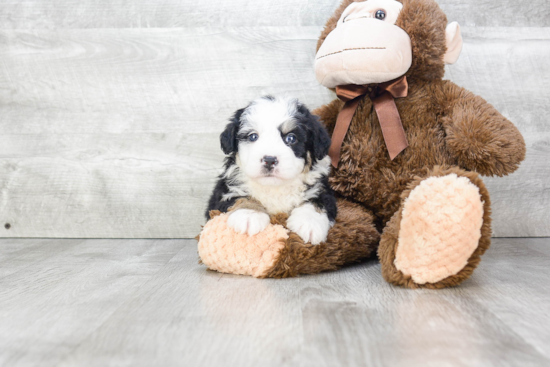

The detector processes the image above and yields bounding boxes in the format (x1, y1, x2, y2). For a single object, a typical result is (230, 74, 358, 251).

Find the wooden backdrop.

(0, 0, 548, 238)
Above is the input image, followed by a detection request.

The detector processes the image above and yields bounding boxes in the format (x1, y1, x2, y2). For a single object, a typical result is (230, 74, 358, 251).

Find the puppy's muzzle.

(262, 156, 278, 171)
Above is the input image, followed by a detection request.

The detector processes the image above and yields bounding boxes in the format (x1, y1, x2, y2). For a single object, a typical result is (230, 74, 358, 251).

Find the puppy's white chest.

(247, 180, 306, 214)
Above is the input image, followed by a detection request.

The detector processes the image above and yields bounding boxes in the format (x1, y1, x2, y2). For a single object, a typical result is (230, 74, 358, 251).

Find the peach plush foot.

(198, 213, 288, 278)
(378, 167, 493, 289)
(393, 174, 484, 284)
(394, 174, 483, 284)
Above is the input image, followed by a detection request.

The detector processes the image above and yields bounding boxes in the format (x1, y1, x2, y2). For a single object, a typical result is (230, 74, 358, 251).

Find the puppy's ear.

(220, 109, 244, 155)
(220, 122, 237, 155)
(309, 115, 331, 161)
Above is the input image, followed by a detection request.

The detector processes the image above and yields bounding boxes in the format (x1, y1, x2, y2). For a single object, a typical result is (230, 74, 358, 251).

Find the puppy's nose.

(262, 156, 278, 170)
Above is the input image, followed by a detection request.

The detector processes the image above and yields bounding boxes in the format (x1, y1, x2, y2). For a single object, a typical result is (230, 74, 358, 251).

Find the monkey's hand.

(439, 81, 526, 177)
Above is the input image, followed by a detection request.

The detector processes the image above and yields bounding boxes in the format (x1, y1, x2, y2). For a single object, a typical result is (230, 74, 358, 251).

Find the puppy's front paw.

(227, 209, 270, 236)
(287, 204, 331, 245)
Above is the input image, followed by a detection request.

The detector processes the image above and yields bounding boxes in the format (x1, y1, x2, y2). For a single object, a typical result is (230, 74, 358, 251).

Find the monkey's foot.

(198, 213, 288, 278)
(379, 167, 492, 288)
(394, 174, 484, 284)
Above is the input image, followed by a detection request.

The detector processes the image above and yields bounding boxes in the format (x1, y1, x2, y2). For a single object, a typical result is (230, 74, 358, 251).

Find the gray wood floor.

(0, 238, 549, 366)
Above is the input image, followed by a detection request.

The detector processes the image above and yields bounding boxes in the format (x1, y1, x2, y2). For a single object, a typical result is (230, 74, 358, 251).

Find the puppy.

(206, 96, 337, 245)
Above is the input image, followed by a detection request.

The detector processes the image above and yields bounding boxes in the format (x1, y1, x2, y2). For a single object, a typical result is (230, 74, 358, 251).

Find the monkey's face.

(315, 0, 411, 88)
(315, 0, 463, 88)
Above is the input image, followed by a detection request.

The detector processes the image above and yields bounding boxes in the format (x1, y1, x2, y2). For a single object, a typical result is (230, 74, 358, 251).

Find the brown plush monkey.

(198, 0, 525, 289)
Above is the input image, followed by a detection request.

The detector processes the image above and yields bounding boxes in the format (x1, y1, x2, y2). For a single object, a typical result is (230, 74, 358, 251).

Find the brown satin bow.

(328, 76, 409, 168)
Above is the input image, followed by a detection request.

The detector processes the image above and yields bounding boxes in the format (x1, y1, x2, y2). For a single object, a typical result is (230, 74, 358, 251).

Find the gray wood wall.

(0, 0, 548, 238)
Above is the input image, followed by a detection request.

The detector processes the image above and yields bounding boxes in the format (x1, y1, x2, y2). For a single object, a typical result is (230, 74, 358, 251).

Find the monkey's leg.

(378, 166, 492, 289)
(198, 198, 380, 278)
(264, 198, 380, 278)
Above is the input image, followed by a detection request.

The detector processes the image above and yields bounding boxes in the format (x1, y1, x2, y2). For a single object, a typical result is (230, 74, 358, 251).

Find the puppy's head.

(220, 96, 331, 186)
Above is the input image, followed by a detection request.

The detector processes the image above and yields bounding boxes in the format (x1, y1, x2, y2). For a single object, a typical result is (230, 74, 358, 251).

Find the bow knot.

(328, 76, 409, 167)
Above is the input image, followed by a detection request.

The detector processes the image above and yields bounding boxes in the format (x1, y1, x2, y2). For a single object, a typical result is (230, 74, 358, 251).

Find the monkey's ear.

(444, 22, 463, 64)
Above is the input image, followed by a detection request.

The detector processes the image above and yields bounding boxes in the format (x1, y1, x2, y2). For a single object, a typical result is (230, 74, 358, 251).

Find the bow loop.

(335, 85, 369, 102)
(329, 76, 409, 168)
(379, 76, 409, 98)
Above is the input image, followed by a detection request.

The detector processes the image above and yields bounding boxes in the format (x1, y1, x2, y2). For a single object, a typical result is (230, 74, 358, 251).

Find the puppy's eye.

(248, 133, 259, 142)
(375, 9, 386, 20)
(284, 133, 297, 145)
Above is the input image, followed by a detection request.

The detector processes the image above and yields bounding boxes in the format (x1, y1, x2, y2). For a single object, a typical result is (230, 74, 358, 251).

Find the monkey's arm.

(437, 81, 526, 176)
(312, 98, 344, 135)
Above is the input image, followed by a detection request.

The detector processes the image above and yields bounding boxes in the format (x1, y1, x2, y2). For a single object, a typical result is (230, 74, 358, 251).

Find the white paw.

(287, 203, 331, 245)
(227, 209, 270, 236)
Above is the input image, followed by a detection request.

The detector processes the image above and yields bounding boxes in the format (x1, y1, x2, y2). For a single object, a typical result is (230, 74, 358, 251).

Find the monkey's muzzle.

(315, 18, 412, 88)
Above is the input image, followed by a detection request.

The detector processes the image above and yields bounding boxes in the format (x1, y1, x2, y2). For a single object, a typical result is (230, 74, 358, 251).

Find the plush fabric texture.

(199, 200, 380, 278)
(316, 80, 524, 229)
(311, 0, 523, 288)
(264, 198, 380, 278)
(198, 211, 288, 278)
(197, 0, 525, 288)
(394, 173, 484, 284)
(315, 17, 413, 87)
(377, 166, 493, 289)
(317, 0, 453, 83)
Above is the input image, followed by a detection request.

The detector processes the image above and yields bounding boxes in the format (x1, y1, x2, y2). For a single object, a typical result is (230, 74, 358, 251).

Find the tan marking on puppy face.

(280, 119, 297, 135)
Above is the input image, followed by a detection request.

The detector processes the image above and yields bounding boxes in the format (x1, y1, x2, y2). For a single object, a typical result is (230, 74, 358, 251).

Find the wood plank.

(1, 238, 548, 366)
(299, 267, 550, 366)
(55, 244, 304, 367)
(437, 0, 550, 27)
(464, 238, 550, 359)
(0, 133, 220, 238)
(0, 27, 332, 238)
(0, 0, 340, 29)
(298, 238, 550, 365)
(520, 237, 550, 257)
(0, 239, 80, 279)
(0, 26, 548, 238)
(0, 27, 332, 134)
(0, 0, 547, 29)
(0, 239, 184, 367)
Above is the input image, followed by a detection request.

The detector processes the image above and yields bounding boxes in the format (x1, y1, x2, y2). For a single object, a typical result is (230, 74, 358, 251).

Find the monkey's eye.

(248, 133, 259, 142)
(284, 133, 297, 145)
(375, 9, 386, 20)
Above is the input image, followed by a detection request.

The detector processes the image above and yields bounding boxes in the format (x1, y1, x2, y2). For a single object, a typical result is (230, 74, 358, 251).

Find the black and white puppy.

(206, 96, 337, 245)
